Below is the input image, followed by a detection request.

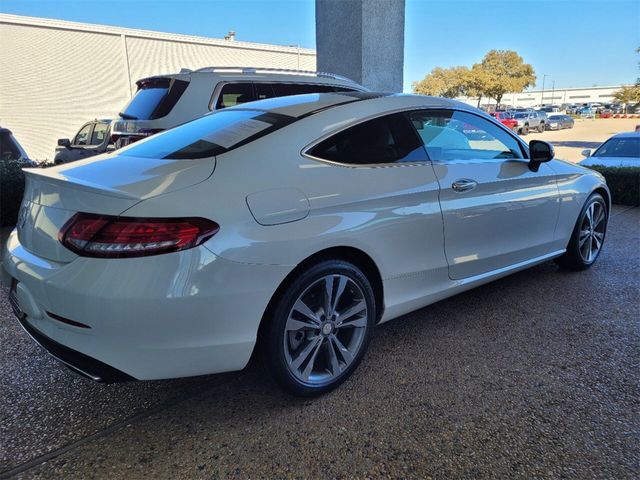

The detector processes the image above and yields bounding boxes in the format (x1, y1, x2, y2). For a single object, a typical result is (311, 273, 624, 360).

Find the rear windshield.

(119, 109, 294, 159)
(549, 115, 562, 120)
(120, 78, 188, 120)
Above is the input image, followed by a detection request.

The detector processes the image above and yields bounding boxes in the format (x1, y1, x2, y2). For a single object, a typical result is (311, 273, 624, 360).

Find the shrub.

(586, 165, 640, 206)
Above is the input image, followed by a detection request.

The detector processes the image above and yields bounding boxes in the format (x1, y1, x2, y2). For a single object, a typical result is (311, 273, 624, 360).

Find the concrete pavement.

(1, 207, 639, 479)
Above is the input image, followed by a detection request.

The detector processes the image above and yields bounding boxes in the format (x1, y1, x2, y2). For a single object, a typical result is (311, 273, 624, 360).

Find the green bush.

(586, 165, 640, 206)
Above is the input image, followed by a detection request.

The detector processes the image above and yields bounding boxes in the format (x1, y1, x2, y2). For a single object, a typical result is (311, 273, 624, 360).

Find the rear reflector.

(59, 213, 219, 258)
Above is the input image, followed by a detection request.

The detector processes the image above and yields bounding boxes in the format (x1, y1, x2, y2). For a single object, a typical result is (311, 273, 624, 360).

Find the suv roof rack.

(187, 66, 359, 84)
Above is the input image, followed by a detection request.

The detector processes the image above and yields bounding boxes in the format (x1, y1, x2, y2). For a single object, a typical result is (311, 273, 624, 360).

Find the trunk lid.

(17, 153, 215, 262)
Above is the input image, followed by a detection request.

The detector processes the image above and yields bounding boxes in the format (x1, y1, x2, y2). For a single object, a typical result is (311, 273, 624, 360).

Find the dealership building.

(458, 85, 626, 109)
(0, 14, 316, 160)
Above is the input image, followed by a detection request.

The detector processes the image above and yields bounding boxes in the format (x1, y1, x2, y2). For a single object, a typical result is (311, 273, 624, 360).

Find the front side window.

(308, 113, 426, 165)
(74, 124, 92, 146)
(90, 123, 109, 146)
(409, 110, 524, 161)
(120, 109, 294, 160)
(215, 83, 255, 109)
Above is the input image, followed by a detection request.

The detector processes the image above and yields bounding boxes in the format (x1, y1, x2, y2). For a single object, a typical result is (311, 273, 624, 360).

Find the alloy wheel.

(578, 200, 606, 263)
(283, 274, 368, 386)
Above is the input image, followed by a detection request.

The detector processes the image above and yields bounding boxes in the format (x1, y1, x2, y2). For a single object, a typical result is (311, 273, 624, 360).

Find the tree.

(613, 84, 640, 104)
(412, 66, 472, 98)
(474, 50, 536, 105)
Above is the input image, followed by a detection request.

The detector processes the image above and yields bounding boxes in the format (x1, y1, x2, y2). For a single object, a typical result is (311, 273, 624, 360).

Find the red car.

(490, 111, 518, 131)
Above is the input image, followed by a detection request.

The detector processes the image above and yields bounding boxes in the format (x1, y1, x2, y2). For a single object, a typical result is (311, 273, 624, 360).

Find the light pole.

(540, 74, 548, 106)
(551, 80, 555, 107)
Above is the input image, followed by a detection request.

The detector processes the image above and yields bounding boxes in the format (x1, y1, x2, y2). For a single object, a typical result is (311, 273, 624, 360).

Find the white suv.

(112, 67, 367, 147)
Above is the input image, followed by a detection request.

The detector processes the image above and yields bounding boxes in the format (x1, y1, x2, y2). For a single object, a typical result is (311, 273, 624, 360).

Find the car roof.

(140, 68, 367, 90)
(223, 92, 472, 119)
(610, 131, 640, 139)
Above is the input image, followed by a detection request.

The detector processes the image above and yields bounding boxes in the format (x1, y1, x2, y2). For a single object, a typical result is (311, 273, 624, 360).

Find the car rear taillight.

(59, 213, 219, 258)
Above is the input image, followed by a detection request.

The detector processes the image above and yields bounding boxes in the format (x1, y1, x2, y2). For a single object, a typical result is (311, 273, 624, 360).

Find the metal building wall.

(0, 14, 316, 160)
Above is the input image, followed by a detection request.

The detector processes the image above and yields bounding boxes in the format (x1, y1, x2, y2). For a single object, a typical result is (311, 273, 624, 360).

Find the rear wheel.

(538, 123, 545, 133)
(264, 260, 376, 396)
(555, 193, 608, 270)
(521, 125, 529, 135)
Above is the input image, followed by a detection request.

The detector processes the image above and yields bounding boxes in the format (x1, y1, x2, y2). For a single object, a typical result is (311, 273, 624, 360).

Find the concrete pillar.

(315, 0, 405, 92)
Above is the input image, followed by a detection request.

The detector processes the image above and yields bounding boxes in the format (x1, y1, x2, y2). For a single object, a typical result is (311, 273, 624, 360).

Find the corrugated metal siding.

(0, 15, 316, 161)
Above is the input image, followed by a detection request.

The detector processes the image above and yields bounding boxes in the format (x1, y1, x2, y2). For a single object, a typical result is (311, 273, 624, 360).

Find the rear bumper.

(17, 313, 134, 383)
(2, 229, 291, 381)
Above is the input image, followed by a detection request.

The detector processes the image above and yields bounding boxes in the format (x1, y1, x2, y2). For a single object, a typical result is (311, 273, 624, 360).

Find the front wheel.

(264, 260, 376, 396)
(555, 193, 608, 270)
(538, 123, 545, 133)
(521, 125, 529, 135)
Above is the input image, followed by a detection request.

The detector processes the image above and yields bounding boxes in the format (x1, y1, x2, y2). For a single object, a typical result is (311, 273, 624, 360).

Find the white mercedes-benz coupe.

(3, 93, 610, 396)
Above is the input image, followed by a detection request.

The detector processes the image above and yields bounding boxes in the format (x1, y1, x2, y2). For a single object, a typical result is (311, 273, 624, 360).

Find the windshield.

(549, 115, 562, 120)
(119, 109, 294, 159)
(593, 137, 640, 158)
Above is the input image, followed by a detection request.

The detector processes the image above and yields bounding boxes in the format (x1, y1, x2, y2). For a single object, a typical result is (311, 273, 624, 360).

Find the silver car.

(580, 132, 640, 168)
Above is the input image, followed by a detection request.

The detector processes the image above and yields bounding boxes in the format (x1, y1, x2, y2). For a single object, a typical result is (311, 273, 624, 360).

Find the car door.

(409, 109, 559, 280)
(69, 122, 95, 161)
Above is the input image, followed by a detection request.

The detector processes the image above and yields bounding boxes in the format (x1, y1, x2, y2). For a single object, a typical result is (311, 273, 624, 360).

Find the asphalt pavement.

(1, 206, 638, 479)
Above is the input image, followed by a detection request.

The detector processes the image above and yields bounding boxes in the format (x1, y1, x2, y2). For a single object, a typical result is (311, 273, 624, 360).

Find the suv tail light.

(59, 213, 219, 258)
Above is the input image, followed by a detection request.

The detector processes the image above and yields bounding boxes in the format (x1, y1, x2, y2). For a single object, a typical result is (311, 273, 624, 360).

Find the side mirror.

(528, 140, 554, 172)
(581, 149, 591, 157)
(58, 138, 71, 148)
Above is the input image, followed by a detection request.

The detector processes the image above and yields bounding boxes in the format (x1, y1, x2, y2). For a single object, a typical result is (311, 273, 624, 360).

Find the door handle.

(452, 179, 478, 193)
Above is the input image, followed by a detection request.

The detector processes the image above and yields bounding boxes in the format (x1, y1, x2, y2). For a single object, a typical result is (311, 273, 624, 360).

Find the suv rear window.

(120, 109, 294, 160)
(120, 78, 189, 120)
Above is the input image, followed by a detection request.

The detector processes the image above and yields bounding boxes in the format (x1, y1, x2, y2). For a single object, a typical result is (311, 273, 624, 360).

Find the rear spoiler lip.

(23, 168, 140, 201)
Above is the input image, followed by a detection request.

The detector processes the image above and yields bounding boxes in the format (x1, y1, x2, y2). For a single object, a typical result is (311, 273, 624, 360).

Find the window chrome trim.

(300, 106, 530, 168)
(208, 80, 365, 111)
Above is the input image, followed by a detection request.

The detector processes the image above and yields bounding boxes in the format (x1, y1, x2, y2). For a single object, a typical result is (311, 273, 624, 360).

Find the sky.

(1, 0, 638, 92)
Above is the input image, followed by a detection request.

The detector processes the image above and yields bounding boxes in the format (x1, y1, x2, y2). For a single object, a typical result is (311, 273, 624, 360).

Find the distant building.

(0, 14, 316, 159)
(458, 85, 628, 109)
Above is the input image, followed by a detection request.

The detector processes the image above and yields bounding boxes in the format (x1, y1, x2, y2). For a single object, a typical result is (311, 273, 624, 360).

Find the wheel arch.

(254, 246, 385, 354)
(593, 186, 611, 213)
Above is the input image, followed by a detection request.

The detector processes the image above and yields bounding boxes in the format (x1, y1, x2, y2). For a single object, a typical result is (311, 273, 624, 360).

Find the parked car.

(512, 111, 545, 134)
(0, 127, 36, 226)
(2, 92, 610, 396)
(54, 119, 112, 164)
(489, 111, 518, 131)
(546, 114, 574, 130)
(580, 132, 640, 168)
(112, 67, 367, 147)
(579, 107, 595, 118)
(539, 106, 560, 113)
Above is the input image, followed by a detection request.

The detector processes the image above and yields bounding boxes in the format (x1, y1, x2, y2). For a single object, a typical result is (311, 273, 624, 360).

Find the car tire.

(521, 125, 529, 135)
(264, 259, 376, 396)
(538, 123, 545, 133)
(555, 192, 608, 270)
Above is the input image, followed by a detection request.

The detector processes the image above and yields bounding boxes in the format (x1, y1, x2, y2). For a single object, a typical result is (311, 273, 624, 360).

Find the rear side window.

(121, 78, 189, 120)
(120, 109, 294, 160)
(90, 123, 109, 145)
(215, 83, 255, 109)
(0, 132, 21, 161)
(308, 113, 426, 165)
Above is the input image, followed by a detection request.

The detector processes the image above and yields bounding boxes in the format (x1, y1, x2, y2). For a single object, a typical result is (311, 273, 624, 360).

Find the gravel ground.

(1, 207, 638, 479)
